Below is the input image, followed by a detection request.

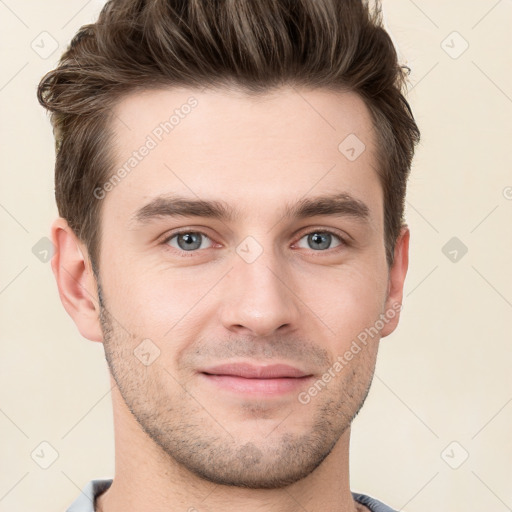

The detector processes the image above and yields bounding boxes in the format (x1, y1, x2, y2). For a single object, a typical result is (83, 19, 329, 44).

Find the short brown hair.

(37, 0, 420, 273)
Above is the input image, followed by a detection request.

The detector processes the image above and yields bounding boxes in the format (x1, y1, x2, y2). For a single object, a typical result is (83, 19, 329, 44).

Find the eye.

(161, 228, 348, 255)
(164, 231, 214, 252)
(295, 230, 346, 251)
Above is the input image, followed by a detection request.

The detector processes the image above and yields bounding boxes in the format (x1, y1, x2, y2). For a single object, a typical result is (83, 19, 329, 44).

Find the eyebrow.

(130, 192, 371, 227)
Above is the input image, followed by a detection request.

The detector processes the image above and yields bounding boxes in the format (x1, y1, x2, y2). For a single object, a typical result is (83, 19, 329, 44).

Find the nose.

(218, 248, 302, 338)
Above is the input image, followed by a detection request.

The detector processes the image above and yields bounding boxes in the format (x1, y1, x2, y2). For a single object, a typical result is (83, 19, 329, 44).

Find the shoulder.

(66, 479, 113, 512)
(352, 491, 400, 512)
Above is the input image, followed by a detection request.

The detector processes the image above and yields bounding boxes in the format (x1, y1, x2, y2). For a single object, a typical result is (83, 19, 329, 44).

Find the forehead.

(104, 86, 382, 229)
(111, 86, 376, 151)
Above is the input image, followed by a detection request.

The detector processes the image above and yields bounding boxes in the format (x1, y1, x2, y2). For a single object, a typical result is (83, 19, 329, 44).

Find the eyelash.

(161, 228, 349, 257)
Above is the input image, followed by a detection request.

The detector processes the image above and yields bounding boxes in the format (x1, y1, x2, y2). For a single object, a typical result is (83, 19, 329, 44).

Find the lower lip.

(200, 373, 314, 396)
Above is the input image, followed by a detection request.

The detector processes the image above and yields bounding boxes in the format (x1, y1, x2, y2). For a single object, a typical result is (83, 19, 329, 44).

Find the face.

(93, 86, 406, 488)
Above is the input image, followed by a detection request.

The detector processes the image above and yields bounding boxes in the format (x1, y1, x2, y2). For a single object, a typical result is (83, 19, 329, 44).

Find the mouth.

(198, 362, 314, 396)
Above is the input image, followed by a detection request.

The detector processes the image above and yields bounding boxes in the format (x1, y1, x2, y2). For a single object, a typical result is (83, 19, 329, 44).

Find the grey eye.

(296, 232, 342, 251)
(167, 232, 212, 251)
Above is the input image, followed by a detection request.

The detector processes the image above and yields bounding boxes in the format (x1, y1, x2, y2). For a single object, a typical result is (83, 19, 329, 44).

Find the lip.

(198, 362, 314, 396)
(199, 362, 311, 379)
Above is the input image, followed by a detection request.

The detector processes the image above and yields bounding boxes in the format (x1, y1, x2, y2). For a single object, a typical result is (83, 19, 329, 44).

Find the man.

(37, 0, 420, 510)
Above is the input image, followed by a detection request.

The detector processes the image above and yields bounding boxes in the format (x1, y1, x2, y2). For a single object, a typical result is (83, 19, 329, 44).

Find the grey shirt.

(66, 479, 400, 511)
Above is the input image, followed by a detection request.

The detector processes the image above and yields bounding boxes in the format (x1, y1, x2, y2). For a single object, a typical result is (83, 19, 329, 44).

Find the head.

(39, 0, 419, 489)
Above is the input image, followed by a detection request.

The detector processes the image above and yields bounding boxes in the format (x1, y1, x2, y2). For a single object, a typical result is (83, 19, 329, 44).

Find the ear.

(51, 217, 103, 342)
(380, 224, 410, 338)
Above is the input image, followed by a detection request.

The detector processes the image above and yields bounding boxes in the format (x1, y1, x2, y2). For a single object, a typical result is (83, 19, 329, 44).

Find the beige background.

(1, 1, 511, 510)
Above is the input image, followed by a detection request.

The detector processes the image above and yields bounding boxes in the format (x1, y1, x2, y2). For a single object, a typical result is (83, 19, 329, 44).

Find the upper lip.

(200, 362, 311, 379)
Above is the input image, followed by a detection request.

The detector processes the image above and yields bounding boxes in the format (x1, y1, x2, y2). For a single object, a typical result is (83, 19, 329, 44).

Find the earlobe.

(380, 225, 410, 338)
(51, 218, 103, 342)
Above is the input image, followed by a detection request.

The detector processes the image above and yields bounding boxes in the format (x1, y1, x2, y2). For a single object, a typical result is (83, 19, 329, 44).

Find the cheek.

(103, 262, 217, 343)
(303, 264, 388, 344)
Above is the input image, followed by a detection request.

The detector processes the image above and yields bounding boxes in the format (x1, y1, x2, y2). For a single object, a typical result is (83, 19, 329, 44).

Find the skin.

(52, 86, 409, 512)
